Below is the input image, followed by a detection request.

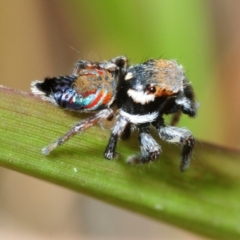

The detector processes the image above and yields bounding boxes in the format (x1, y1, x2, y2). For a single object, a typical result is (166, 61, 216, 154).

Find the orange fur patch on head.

(154, 86, 176, 97)
(148, 59, 184, 95)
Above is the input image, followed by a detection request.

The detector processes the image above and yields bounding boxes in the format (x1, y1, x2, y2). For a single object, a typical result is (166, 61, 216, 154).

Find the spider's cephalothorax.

(31, 56, 197, 171)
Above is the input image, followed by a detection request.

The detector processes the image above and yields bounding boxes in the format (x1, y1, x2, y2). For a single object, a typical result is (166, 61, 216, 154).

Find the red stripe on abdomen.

(85, 90, 104, 109)
(102, 93, 113, 105)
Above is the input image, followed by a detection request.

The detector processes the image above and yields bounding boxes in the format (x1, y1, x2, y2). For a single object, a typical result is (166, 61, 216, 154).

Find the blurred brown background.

(0, 0, 239, 239)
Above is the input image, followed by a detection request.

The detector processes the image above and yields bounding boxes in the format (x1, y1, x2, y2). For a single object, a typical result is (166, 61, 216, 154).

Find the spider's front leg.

(127, 123, 161, 164)
(104, 116, 129, 159)
(153, 119, 195, 171)
(42, 109, 114, 155)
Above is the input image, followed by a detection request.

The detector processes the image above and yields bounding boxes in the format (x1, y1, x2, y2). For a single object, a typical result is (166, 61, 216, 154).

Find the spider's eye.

(147, 84, 156, 93)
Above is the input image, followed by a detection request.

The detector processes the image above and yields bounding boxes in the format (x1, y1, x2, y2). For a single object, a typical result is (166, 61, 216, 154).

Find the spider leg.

(176, 78, 197, 117)
(167, 79, 197, 124)
(104, 115, 129, 159)
(154, 120, 195, 171)
(170, 111, 182, 126)
(127, 123, 161, 164)
(42, 109, 114, 155)
(120, 123, 131, 140)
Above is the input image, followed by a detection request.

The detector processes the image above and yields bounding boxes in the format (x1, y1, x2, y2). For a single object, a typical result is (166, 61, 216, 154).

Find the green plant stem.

(0, 86, 240, 239)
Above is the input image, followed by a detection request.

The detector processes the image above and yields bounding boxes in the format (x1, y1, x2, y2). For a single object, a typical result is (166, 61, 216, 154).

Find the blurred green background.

(0, 0, 239, 239)
(0, 0, 219, 144)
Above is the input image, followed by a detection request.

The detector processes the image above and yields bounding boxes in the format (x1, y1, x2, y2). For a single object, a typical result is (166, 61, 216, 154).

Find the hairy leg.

(104, 115, 128, 159)
(42, 109, 114, 155)
(119, 123, 131, 140)
(170, 111, 182, 126)
(157, 124, 195, 171)
(127, 124, 161, 164)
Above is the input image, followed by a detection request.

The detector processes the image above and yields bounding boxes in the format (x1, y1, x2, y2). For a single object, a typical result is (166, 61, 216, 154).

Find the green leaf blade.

(0, 86, 240, 239)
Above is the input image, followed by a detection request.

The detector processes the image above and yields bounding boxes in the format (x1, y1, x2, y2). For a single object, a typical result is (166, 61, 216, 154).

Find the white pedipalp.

(176, 97, 192, 111)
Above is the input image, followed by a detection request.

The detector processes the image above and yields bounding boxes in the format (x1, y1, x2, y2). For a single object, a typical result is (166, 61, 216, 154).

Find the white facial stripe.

(119, 109, 158, 124)
(125, 72, 133, 80)
(127, 89, 155, 104)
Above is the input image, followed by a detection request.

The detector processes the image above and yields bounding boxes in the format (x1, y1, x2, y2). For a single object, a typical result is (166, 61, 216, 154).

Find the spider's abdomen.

(31, 68, 117, 111)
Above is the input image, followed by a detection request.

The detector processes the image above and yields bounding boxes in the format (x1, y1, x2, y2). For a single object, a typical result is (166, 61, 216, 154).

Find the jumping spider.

(31, 56, 197, 171)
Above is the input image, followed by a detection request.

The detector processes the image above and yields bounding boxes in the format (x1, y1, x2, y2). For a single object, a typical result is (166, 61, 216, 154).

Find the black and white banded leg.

(104, 115, 129, 160)
(42, 109, 114, 155)
(127, 124, 161, 164)
(156, 125, 195, 171)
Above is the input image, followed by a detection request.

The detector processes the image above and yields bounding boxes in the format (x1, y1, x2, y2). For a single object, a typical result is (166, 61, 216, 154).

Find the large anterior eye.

(147, 84, 156, 93)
